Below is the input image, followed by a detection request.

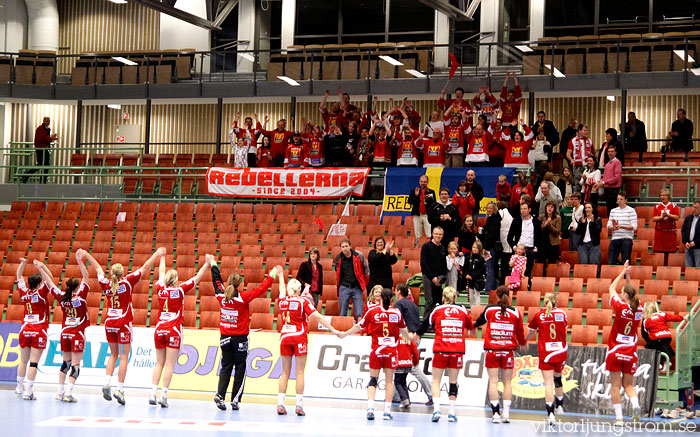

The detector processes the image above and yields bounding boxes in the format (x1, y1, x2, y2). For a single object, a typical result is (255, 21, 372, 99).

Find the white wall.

(237, 0, 255, 72)
(0, 0, 28, 52)
(529, 0, 545, 41)
(159, 0, 211, 73)
(479, 0, 499, 67)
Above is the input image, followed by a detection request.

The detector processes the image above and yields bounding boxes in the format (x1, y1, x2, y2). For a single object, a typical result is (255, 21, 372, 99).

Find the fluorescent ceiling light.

(277, 75, 300, 86)
(673, 49, 696, 64)
(112, 56, 137, 66)
(238, 53, 255, 62)
(108, 0, 128, 4)
(405, 69, 426, 78)
(107, 104, 121, 110)
(544, 64, 565, 78)
(515, 45, 533, 53)
(379, 55, 403, 66)
(606, 96, 615, 102)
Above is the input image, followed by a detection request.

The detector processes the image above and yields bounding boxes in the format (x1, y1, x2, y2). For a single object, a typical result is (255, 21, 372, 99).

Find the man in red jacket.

(33, 117, 57, 183)
(333, 238, 370, 322)
(261, 117, 295, 167)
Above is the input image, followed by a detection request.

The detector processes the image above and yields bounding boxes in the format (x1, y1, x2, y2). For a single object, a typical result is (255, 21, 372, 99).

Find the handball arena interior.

(2, 0, 700, 435)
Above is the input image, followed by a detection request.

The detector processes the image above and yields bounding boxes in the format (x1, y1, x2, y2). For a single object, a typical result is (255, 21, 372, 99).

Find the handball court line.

(38, 416, 414, 437)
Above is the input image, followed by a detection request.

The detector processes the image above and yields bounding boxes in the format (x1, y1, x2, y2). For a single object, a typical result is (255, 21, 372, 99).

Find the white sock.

(27, 379, 35, 392)
(17, 376, 25, 389)
(490, 400, 499, 408)
(117, 382, 124, 392)
(66, 383, 74, 395)
(434, 398, 441, 413)
(384, 403, 391, 413)
(162, 387, 169, 397)
(556, 395, 563, 403)
(367, 399, 374, 410)
(504, 400, 511, 414)
(296, 395, 303, 406)
(105, 375, 112, 387)
(58, 383, 65, 394)
(630, 396, 639, 409)
(449, 399, 456, 415)
(613, 403, 623, 419)
(151, 385, 158, 396)
(278, 393, 285, 406)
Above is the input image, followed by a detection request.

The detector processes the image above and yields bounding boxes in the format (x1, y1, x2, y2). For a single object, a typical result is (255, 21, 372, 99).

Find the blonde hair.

(163, 269, 178, 287)
(543, 292, 557, 316)
(447, 241, 459, 252)
(287, 278, 302, 296)
(442, 286, 457, 305)
(371, 284, 383, 297)
(643, 301, 660, 320)
(660, 188, 671, 199)
(110, 263, 124, 293)
(225, 273, 243, 300)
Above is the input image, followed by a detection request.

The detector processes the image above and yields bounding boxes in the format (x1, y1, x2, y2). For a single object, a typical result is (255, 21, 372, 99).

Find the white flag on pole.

(327, 197, 352, 237)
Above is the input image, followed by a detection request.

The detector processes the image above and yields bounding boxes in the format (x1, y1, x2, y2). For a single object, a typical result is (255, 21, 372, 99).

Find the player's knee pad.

(368, 377, 378, 388)
(29, 362, 38, 368)
(70, 365, 80, 379)
(554, 376, 563, 388)
(60, 360, 72, 374)
(448, 383, 459, 397)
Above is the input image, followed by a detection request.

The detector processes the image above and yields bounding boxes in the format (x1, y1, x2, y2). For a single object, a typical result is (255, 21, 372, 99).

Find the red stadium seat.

(514, 291, 541, 309)
(629, 265, 653, 281)
(571, 325, 598, 345)
(250, 298, 272, 314)
(684, 267, 700, 282)
(656, 266, 681, 282)
(546, 263, 570, 281)
(250, 313, 273, 330)
(660, 295, 687, 313)
(585, 308, 613, 328)
(200, 311, 219, 329)
(642, 279, 669, 298)
(324, 300, 339, 316)
(671, 280, 698, 298)
(586, 278, 611, 296)
(558, 277, 583, 294)
(562, 307, 582, 326)
(573, 264, 598, 279)
(600, 265, 624, 280)
(572, 293, 598, 312)
(530, 277, 555, 293)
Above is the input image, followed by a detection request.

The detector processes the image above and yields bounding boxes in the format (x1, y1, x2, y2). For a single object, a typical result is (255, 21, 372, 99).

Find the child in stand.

(496, 174, 512, 206)
(446, 241, 465, 293)
(457, 215, 478, 254)
(505, 244, 527, 291)
(465, 241, 486, 306)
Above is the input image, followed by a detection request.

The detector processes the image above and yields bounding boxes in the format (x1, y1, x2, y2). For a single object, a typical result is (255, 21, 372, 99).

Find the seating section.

(1, 50, 57, 85)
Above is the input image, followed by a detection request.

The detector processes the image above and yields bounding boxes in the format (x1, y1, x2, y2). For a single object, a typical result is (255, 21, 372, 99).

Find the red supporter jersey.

(510, 183, 535, 207)
(305, 135, 325, 166)
(261, 129, 294, 156)
(397, 337, 419, 367)
(567, 136, 593, 166)
(321, 108, 346, 132)
(154, 278, 195, 329)
(444, 124, 468, 154)
(358, 305, 406, 356)
(643, 312, 684, 341)
(653, 202, 680, 231)
(527, 307, 568, 363)
(284, 143, 307, 167)
(278, 296, 316, 345)
(54, 282, 90, 332)
(18, 279, 50, 330)
(99, 270, 141, 327)
(438, 98, 472, 120)
(475, 305, 525, 350)
(396, 131, 421, 166)
(419, 138, 447, 166)
(502, 127, 534, 166)
(429, 304, 474, 354)
(370, 135, 393, 164)
(499, 85, 522, 124)
(608, 294, 642, 354)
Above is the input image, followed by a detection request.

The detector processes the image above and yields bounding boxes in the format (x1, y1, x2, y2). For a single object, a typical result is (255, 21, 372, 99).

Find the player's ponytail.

(225, 273, 242, 300)
(543, 292, 557, 316)
(623, 284, 639, 310)
(381, 288, 393, 310)
(164, 269, 178, 287)
(496, 285, 510, 316)
(110, 263, 124, 294)
(442, 287, 457, 305)
(642, 301, 659, 320)
(62, 278, 80, 303)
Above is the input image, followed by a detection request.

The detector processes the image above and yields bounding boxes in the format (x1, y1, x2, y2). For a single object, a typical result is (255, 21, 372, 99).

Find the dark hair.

(622, 285, 639, 311)
(543, 201, 559, 219)
(396, 283, 409, 298)
(520, 195, 532, 207)
(495, 285, 510, 315)
(308, 247, 320, 261)
(585, 155, 598, 168)
(381, 288, 393, 310)
(373, 236, 386, 249)
(537, 111, 546, 116)
(605, 128, 617, 138)
(584, 201, 598, 218)
(478, 114, 488, 122)
(28, 273, 42, 290)
(571, 192, 582, 200)
(618, 191, 628, 200)
(439, 187, 450, 195)
(578, 124, 587, 131)
(513, 130, 523, 141)
(62, 278, 81, 303)
(607, 144, 617, 152)
(244, 116, 253, 123)
(455, 87, 465, 94)
(679, 108, 687, 116)
(339, 237, 351, 247)
(458, 180, 467, 190)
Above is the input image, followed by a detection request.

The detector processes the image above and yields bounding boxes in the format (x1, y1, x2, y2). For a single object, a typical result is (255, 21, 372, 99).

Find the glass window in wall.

(389, 0, 434, 33)
(296, 0, 339, 44)
(545, 0, 595, 36)
(342, 0, 385, 37)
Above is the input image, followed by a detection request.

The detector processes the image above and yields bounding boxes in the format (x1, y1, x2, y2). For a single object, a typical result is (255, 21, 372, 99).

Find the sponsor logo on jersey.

(170, 290, 179, 299)
(622, 308, 633, 318)
(442, 319, 464, 328)
(635, 311, 642, 320)
(511, 146, 522, 158)
(389, 314, 399, 323)
(428, 144, 441, 156)
(554, 313, 564, 322)
(274, 132, 285, 143)
(289, 301, 299, 310)
(117, 284, 127, 294)
(290, 148, 301, 160)
(401, 142, 413, 156)
(31, 295, 39, 303)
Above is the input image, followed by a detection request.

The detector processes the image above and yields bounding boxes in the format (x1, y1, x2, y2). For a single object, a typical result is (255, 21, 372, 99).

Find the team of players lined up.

(14, 243, 644, 426)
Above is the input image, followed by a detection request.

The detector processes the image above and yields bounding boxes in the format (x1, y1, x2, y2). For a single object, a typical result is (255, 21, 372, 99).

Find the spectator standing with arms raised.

(230, 112, 262, 167)
(651, 188, 680, 256)
(624, 112, 647, 162)
(499, 73, 522, 127)
(670, 109, 694, 161)
(333, 238, 370, 322)
(473, 85, 499, 124)
(421, 227, 448, 322)
(607, 192, 638, 265)
(438, 86, 472, 120)
(407, 175, 436, 248)
(260, 116, 295, 167)
(597, 145, 622, 215)
(681, 200, 700, 268)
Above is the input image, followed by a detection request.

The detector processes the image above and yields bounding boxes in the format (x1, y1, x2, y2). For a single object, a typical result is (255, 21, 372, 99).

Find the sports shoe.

(295, 406, 305, 416)
(547, 413, 556, 426)
(632, 406, 641, 422)
(614, 419, 624, 427)
(448, 414, 457, 422)
(431, 411, 441, 422)
(114, 390, 125, 405)
(661, 409, 670, 418)
(400, 399, 410, 408)
(667, 409, 680, 419)
(366, 408, 375, 420)
(56, 392, 66, 401)
(277, 404, 287, 415)
(230, 402, 240, 411)
(23, 392, 36, 400)
(15, 385, 23, 395)
(158, 396, 168, 408)
(492, 412, 502, 423)
(555, 405, 564, 415)
(102, 385, 112, 401)
(502, 412, 510, 423)
(148, 394, 157, 405)
(62, 394, 77, 403)
(383, 412, 393, 420)
(214, 394, 226, 410)
(425, 398, 434, 407)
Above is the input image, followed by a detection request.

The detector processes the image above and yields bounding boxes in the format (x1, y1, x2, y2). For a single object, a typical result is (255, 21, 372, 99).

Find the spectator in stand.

(417, 128, 447, 168)
(324, 125, 350, 167)
(395, 125, 421, 167)
(296, 248, 323, 308)
(507, 201, 543, 278)
(407, 175, 436, 248)
(425, 110, 446, 137)
(33, 117, 57, 183)
(304, 124, 325, 168)
(566, 124, 594, 192)
(502, 120, 534, 170)
(488, 118, 507, 167)
(257, 136, 273, 167)
(428, 188, 461, 248)
(681, 200, 700, 268)
(338, 87, 358, 113)
(607, 192, 638, 265)
(343, 121, 361, 162)
(465, 241, 486, 306)
(576, 202, 602, 265)
(560, 118, 578, 158)
(497, 201, 514, 285)
(499, 73, 522, 127)
(581, 156, 602, 206)
(452, 180, 476, 221)
(420, 227, 448, 322)
(496, 175, 511, 205)
(651, 188, 680, 255)
(531, 128, 551, 173)
(624, 112, 648, 163)
(367, 237, 398, 291)
(356, 127, 372, 166)
(599, 128, 624, 168)
(505, 245, 527, 291)
(465, 170, 485, 221)
(333, 238, 370, 322)
(556, 167, 574, 200)
(567, 193, 584, 251)
(368, 120, 394, 168)
(482, 201, 501, 291)
(597, 145, 623, 215)
(230, 112, 263, 167)
(641, 301, 687, 372)
(445, 241, 465, 292)
(464, 121, 493, 167)
(560, 194, 574, 250)
(233, 138, 250, 168)
(389, 98, 421, 131)
(320, 89, 348, 133)
(535, 180, 563, 215)
(670, 109, 694, 160)
(457, 215, 478, 254)
(510, 172, 535, 211)
(539, 202, 562, 265)
(261, 116, 294, 167)
(442, 113, 469, 167)
(531, 111, 560, 158)
(284, 133, 307, 169)
(438, 86, 471, 120)
(473, 85, 499, 124)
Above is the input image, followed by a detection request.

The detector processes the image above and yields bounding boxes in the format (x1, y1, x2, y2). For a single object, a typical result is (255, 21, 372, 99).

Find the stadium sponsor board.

(206, 167, 370, 199)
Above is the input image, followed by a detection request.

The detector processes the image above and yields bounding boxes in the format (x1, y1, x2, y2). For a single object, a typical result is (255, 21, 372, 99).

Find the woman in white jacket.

(497, 201, 513, 286)
(580, 156, 603, 206)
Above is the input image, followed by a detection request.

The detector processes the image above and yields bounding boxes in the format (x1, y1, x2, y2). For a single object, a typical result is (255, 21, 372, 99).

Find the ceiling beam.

(213, 0, 238, 28)
(131, 0, 222, 30)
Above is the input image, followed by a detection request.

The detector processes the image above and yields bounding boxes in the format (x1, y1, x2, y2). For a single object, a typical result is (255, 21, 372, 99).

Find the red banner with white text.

(206, 167, 371, 199)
